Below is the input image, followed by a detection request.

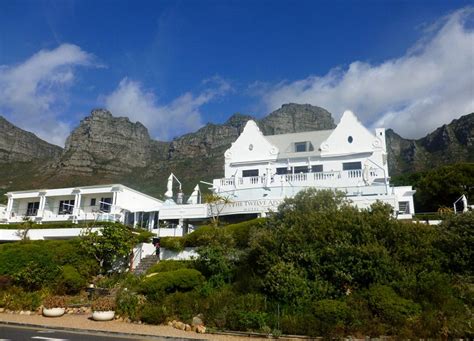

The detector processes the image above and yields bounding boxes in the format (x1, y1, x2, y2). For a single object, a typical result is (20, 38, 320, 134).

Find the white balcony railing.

(214, 169, 386, 193)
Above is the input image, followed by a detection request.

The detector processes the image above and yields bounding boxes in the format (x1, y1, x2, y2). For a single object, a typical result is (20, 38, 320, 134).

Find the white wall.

(0, 227, 102, 241)
(116, 187, 162, 212)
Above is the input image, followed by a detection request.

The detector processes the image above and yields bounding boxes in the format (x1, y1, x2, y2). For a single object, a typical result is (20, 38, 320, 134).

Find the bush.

(116, 289, 145, 321)
(366, 285, 420, 332)
(312, 299, 351, 337)
(56, 265, 86, 295)
(159, 237, 185, 252)
(0, 287, 43, 311)
(140, 303, 167, 325)
(0, 239, 98, 290)
(140, 269, 205, 301)
(146, 260, 194, 275)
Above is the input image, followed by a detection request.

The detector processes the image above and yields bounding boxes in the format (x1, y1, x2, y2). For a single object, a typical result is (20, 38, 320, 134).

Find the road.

(0, 325, 200, 341)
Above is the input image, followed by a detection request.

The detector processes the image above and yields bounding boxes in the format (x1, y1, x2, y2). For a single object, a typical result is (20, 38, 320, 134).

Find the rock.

(0, 308, 4, 313)
(19, 311, 25, 315)
(0, 116, 62, 163)
(58, 109, 157, 174)
(185, 324, 191, 332)
(192, 315, 203, 326)
(167, 321, 173, 326)
(196, 325, 206, 334)
(174, 321, 185, 330)
(25, 311, 31, 315)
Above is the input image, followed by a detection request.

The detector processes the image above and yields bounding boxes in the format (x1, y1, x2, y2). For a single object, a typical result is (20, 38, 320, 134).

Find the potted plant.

(42, 296, 67, 317)
(91, 296, 116, 321)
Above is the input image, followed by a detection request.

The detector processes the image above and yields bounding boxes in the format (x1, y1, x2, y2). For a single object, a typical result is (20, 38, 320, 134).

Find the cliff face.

(168, 104, 336, 160)
(0, 116, 63, 163)
(0, 105, 472, 202)
(386, 113, 473, 174)
(58, 109, 158, 174)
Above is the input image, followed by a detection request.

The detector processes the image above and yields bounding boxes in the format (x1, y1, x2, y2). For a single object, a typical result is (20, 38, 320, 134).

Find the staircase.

(134, 254, 159, 275)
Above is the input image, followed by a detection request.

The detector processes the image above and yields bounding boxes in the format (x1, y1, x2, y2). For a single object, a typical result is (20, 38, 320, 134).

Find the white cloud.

(0, 44, 97, 146)
(258, 7, 474, 138)
(104, 76, 231, 140)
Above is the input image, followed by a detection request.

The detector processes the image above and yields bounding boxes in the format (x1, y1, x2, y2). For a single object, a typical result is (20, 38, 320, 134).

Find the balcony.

(213, 169, 387, 194)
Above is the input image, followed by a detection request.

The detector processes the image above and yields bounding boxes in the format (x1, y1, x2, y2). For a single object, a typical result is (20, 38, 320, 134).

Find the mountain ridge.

(0, 105, 472, 202)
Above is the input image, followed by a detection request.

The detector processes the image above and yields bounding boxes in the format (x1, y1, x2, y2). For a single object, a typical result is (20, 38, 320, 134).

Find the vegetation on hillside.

(391, 162, 474, 212)
(130, 190, 473, 337)
(0, 190, 472, 337)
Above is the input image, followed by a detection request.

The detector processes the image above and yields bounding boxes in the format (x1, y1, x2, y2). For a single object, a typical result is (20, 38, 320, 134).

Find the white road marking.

(31, 337, 69, 341)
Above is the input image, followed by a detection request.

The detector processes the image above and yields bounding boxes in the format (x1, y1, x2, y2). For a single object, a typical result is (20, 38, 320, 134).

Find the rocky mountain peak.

(225, 113, 254, 128)
(59, 108, 153, 174)
(259, 103, 336, 135)
(0, 116, 62, 163)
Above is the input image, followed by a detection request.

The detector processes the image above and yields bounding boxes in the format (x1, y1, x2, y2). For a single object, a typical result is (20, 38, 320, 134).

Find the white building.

(159, 110, 415, 225)
(2, 184, 163, 226)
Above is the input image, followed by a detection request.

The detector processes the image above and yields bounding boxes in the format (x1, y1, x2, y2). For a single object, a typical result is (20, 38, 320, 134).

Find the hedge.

(0, 239, 98, 291)
(160, 218, 265, 252)
(140, 268, 204, 301)
(0, 221, 120, 230)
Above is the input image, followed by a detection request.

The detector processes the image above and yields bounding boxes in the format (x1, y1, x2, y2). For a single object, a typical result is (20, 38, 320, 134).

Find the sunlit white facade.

(2, 184, 163, 225)
(159, 111, 416, 224)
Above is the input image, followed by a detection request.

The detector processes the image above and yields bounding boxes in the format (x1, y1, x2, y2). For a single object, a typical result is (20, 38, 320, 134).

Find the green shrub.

(140, 268, 204, 301)
(366, 285, 420, 330)
(312, 299, 351, 337)
(56, 265, 85, 294)
(116, 289, 145, 321)
(0, 287, 43, 310)
(146, 260, 194, 275)
(160, 237, 185, 252)
(140, 303, 167, 324)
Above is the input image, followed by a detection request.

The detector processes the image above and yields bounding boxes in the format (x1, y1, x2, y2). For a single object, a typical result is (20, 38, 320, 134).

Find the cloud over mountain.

(104, 76, 231, 140)
(0, 44, 97, 146)
(258, 8, 474, 138)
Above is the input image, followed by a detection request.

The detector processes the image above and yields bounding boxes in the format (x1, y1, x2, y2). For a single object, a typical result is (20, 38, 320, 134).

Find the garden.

(0, 189, 472, 338)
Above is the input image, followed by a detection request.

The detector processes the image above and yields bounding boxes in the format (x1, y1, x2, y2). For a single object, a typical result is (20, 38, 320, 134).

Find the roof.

(265, 129, 334, 159)
(6, 184, 163, 203)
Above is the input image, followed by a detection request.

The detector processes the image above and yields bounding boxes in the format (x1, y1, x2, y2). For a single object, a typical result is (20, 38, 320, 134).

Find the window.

(294, 166, 309, 174)
(348, 136, 353, 143)
(294, 141, 314, 153)
(90, 198, 96, 206)
(242, 169, 259, 177)
(100, 197, 113, 213)
(58, 200, 75, 215)
(295, 142, 307, 152)
(311, 165, 323, 172)
(398, 201, 410, 214)
(343, 161, 362, 171)
(276, 167, 289, 175)
(26, 202, 39, 216)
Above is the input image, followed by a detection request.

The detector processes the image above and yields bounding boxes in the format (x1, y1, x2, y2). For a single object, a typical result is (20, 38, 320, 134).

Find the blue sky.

(0, 0, 473, 146)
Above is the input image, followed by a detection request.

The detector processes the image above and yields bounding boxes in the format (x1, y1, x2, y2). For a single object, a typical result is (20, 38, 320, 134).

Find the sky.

(0, 0, 473, 146)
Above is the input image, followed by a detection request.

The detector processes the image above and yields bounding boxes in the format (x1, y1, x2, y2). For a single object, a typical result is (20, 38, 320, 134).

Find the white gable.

(319, 111, 383, 157)
(224, 120, 278, 164)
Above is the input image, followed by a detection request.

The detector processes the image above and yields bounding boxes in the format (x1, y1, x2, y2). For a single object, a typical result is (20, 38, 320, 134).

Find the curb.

(0, 320, 207, 341)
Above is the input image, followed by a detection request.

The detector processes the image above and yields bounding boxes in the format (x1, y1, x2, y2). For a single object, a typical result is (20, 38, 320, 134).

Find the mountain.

(386, 113, 473, 174)
(0, 116, 62, 163)
(0, 105, 472, 203)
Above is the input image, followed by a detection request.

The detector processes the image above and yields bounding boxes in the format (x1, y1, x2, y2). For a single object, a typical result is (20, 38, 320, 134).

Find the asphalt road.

(0, 325, 200, 341)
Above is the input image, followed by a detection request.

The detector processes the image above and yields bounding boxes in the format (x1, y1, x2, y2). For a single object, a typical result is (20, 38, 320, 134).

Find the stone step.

(133, 254, 159, 275)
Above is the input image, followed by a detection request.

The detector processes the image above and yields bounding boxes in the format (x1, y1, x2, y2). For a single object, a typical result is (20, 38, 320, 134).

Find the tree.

(203, 193, 232, 227)
(15, 217, 34, 241)
(79, 223, 135, 273)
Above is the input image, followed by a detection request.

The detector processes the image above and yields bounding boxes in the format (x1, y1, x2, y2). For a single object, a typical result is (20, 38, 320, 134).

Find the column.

(74, 193, 82, 218)
(38, 195, 46, 219)
(6, 195, 13, 219)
